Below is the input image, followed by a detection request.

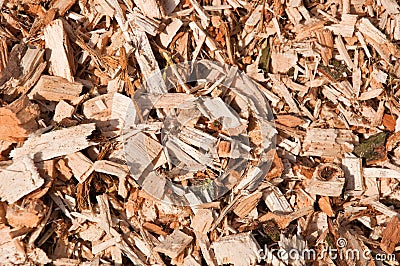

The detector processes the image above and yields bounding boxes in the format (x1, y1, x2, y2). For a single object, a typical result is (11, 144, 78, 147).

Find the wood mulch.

(0, 0, 400, 265)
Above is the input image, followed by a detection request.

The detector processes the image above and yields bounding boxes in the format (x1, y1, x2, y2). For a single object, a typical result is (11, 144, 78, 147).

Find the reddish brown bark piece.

(6, 199, 48, 228)
(265, 151, 284, 180)
(386, 132, 400, 152)
(0, 96, 39, 142)
(142, 222, 168, 236)
(382, 114, 396, 131)
(217, 141, 231, 157)
(316, 29, 334, 65)
(275, 114, 305, 127)
(318, 196, 334, 217)
(380, 216, 400, 253)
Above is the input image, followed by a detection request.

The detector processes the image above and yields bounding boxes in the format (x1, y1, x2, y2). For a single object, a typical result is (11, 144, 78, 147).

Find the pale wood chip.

(335, 35, 355, 69)
(133, 0, 162, 19)
(234, 191, 262, 218)
(271, 48, 297, 74)
(124, 132, 163, 177)
(79, 222, 105, 242)
(358, 88, 384, 101)
(160, 19, 183, 48)
(53, 100, 75, 123)
(11, 123, 96, 162)
(380, 0, 400, 14)
(212, 232, 260, 266)
(302, 128, 358, 157)
(342, 156, 364, 196)
(363, 168, 400, 179)
(263, 187, 293, 212)
(65, 152, 94, 183)
(0, 156, 43, 203)
(270, 74, 301, 114)
(188, 0, 209, 29)
(306, 163, 345, 197)
(155, 229, 193, 258)
(131, 29, 167, 94)
(29, 75, 83, 101)
(325, 14, 357, 38)
(0, 226, 26, 264)
(26, 247, 51, 265)
(191, 208, 213, 234)
(44, 19, 74, 82)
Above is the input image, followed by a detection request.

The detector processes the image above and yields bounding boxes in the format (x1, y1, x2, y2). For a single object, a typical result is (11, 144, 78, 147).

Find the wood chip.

(154, 229, 193, 258)
(0, 156, 43, 203)
(28, 75, 83, 101)
(0, 96, 39, 142)
(10, 123, 96, 162)
(263, 187, 293, 212)
(133, 0, 162, 19)
(303, 128, 358, 157)
(6, 199, 47, 228)
(305, 163, 345, 197)
(275, 115, 305, 127)
(380, 216, 400, 253)
(191, 208, 213, 234)
(65, 152, 94, 183)
(318, 196, 334, 217)
(0, 226, 26, 264)
(233, 192, 262, 218)
(211, 232, 260, 266)
(53, 100, 75, 123)
(271, 48, 297, 73)
(44, 19, 74, 82)
(342, 156, 364, 196)
(160, 19, 183, 48)
(363, 168, 400, 179)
